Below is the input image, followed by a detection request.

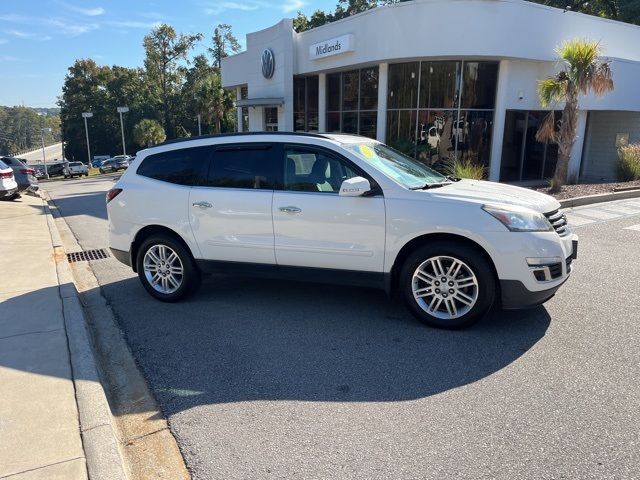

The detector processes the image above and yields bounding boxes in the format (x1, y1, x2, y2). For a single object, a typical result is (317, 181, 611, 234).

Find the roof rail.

(154, 131, 330, 148)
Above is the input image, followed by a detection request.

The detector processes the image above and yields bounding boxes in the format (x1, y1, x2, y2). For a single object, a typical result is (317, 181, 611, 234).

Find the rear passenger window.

(206, 145, 279, 189)
(137, 147, 211, 186)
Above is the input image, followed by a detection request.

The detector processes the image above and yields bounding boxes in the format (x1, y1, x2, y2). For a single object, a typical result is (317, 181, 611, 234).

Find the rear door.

(188, 143, 280, 264)
(272, 144, 386, 272)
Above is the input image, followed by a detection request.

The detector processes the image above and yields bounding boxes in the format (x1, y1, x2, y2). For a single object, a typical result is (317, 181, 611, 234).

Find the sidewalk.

(0, 194, 86, 479)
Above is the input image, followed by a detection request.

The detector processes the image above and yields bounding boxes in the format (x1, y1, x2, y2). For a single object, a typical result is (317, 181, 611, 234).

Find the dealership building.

(221, 0, 640, 183)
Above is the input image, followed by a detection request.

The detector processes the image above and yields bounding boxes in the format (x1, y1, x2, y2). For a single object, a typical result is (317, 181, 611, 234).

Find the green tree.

(134, 119, 166, 147)
(143, 24, 202, 138)
(536, 39, 614, 190)
(209, 24, 241, 70)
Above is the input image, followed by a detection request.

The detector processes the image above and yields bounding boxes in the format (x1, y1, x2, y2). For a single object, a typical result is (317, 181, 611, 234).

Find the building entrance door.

(264, 107, 278, 132)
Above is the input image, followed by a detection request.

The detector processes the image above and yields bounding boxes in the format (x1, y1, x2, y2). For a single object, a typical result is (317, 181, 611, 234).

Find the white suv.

(107, 133, 577, 328)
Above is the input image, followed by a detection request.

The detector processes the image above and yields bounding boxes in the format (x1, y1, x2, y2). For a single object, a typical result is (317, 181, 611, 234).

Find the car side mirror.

(339, 176, 371, 197)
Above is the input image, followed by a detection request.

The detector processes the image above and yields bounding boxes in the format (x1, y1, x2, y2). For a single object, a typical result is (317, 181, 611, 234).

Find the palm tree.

(133, 119, 166, 147)
(536, 39, 614, 191)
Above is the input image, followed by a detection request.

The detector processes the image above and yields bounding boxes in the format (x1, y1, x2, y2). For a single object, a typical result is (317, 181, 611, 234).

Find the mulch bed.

(532, 180, 640, 200)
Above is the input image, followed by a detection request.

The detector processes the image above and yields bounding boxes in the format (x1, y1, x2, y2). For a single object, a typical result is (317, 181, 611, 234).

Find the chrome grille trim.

(544, 209, 569, 237)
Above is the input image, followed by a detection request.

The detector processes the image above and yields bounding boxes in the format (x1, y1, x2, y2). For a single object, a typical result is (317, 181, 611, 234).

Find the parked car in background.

(108, 132, 577, 329)
(92, 155, 111, 168)
(63, 161, 89, 178)
(46, 162, 66, 178)
(0, 159, 18, 200)
(0, 157, 39, 194)
(100, 156, 130, 173)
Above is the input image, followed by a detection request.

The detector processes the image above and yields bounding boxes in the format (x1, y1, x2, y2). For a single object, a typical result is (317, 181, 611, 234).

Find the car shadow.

(98, 274, 551, 416)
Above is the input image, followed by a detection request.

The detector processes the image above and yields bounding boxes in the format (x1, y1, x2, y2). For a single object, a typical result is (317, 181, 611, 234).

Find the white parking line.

(624, 224, 640, 231)
(571, 208, 622, 220)
(564, 214, 596, 226)
(598, 205, 640, 215)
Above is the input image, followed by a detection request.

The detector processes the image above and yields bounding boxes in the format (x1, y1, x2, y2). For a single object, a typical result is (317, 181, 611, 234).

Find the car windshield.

(0, 160, 8, 169)
(70, 162, 83, 166)
(346, 143, 448, 189)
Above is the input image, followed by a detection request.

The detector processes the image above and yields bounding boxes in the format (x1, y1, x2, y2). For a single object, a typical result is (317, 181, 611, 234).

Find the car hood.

(429, 179, 560, 213)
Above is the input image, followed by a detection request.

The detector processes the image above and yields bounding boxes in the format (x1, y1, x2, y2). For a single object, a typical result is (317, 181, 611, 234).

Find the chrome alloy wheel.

(143, 244, 184, 294)
(411, 255, 479, 320)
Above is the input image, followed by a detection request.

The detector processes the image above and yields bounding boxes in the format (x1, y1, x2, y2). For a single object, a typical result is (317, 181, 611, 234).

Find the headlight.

(482, 204, 553, 232)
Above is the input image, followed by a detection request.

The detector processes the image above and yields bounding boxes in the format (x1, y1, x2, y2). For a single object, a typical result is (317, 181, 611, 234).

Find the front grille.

(544, 209, 569, 237)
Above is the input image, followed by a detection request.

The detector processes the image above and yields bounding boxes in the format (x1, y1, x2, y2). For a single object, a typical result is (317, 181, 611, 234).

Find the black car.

(46, 162, 67, 178)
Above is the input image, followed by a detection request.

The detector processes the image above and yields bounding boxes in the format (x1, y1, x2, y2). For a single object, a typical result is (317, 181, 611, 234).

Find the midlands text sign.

(309, 34, 354, 60)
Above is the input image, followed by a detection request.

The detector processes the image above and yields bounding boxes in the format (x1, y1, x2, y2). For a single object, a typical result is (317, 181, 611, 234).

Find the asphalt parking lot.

(45, 176, 640, 479)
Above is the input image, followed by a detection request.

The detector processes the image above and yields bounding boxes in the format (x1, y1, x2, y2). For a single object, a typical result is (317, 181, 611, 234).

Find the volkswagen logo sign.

(261, 48, 275, 79)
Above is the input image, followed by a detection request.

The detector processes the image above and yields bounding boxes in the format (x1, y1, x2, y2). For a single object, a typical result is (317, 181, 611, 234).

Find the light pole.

(197, 114, 202, 136)
(82, 112, 93, 166)
(117, 106, 129, 155)
(41, 127, 52, 179)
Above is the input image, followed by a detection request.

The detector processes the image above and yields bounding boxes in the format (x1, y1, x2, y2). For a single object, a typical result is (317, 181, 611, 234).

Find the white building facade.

(221, 0, 640, 183)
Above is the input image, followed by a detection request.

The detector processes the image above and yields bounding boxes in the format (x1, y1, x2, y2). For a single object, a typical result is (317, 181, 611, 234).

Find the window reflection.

(386, 60, 498, 172)
(293, 76, 319, 132)
(326, 67, 378, 139)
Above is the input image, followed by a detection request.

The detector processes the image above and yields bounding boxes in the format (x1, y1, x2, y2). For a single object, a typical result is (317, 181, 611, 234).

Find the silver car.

(0, 157, 39, 194)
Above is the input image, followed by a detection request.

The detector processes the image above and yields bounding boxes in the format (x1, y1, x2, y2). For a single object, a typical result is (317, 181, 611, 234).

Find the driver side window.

(283, 147, 359, 193)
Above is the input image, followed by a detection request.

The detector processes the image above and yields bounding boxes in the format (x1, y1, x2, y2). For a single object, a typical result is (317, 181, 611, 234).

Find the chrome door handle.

(192, 201, 212, 209)
(279, 206, 301, 214)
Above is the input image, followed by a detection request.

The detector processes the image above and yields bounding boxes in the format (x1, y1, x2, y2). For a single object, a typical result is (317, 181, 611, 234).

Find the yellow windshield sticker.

(359, 145, 375, 159)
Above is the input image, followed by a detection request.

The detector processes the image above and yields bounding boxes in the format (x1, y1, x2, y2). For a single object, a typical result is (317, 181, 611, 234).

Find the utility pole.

(117, 106, 129, 155)
(82, 112, 93, 165)
(41, 128, 52, 179)
(197, 114, 202, 136)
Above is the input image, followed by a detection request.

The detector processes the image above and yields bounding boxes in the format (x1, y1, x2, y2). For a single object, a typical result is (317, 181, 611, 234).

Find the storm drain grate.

(67, 248, 110, 263)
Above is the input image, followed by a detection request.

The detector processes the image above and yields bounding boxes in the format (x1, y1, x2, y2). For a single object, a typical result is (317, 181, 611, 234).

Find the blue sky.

(0, 0, 335, 107)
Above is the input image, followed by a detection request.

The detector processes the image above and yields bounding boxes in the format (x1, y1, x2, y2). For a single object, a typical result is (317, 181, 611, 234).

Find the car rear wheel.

(400, 242, 495, 329)
(136, 234, 201, 302)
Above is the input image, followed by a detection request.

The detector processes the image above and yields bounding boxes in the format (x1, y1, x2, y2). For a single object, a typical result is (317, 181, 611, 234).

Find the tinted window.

(207, 145, 278, 189)
(137, 146, 211, 186)
(284, 147, 359, 194)
(0, 160, 8, 169)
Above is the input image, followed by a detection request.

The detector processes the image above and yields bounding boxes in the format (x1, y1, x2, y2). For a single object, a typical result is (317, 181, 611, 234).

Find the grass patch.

(618, 144, 640, 181)
(444, 158, 486, 180)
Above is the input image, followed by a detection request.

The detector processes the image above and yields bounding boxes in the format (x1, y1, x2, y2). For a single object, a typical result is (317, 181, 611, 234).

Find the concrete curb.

(559, 188, 640, 208)
(42, 197, 129, 480)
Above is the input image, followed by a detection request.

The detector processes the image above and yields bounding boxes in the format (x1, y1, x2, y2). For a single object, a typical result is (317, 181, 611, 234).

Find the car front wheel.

(400, 242, 496, 329)
(136, 234, 201, 302)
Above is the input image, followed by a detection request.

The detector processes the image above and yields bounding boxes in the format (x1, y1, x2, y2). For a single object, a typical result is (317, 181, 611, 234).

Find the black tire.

(136, 234, 201, 302)
(400, 241, 496, 329)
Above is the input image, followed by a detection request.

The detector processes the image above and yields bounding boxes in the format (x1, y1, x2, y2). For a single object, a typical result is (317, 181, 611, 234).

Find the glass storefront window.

(388, 62, 419, 109)
(342, 71, 359, 111)
(455, 110, 494, 168)
(386, 109, 417, 156)
(360, 68, 378, 110)
(386, 60, 498, 171)
(240, 86, 248, 132)
(327, 73, 341, 111)
(293, 75, 319, 132)
(326, 67, 379, 139)
(416, 110, 457, 167)
(461, 62, 498, 109)
(500, 110, 560, 181)
(420, 62, 460, 109)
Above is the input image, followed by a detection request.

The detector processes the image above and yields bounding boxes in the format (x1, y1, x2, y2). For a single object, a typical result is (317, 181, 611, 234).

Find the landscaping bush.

(444, 158, 486, 180)
(617, 143, 640, 181)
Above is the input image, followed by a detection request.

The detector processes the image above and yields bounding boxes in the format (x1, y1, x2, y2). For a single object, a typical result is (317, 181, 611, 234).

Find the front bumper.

(500, 277, 567, 309)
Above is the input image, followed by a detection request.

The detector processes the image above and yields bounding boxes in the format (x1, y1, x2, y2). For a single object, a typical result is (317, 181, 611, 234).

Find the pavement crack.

(0, 456, 85, 479)
(124, 426, 169, 445)
(0, 327, 63, 341)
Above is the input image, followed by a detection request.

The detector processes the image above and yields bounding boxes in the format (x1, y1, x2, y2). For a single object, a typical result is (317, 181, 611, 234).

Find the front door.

(189, 143, 279, 264)
(272, 145, 386, 273)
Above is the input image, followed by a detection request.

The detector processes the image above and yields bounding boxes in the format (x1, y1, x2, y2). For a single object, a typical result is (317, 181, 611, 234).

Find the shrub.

(617, 144, 640, 181)
(444, 158, 486, 180)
